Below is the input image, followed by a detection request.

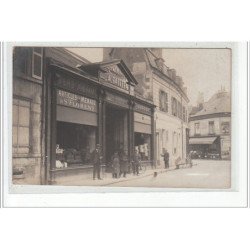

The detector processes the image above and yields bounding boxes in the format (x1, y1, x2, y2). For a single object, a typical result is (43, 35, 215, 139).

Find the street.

(106, 159, 231, 189)
(56, 159, 231, 189)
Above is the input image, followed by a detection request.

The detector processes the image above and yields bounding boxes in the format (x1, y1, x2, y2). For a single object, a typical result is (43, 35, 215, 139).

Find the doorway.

(105, 104, 128, 163)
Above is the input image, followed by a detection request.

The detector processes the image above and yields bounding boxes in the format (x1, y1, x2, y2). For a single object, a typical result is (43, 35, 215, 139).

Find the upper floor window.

(194, 122, 200, 135)
(171, 97, 177, 116)
(209, 121, 215, 134)
(32, 47, 43, 79)
(13, 97, 31, 155)
(177, 101, 182, 119)
(221, 122, 230, 134)
(159, 90, 168, 112)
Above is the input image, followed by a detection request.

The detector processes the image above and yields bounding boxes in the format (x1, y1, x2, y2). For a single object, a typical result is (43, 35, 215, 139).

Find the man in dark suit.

(92, 144, 102, 180)
(162, 149, 170, 169)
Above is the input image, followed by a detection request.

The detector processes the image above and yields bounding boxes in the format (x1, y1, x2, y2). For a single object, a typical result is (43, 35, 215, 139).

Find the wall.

(153, 74, 189, 167)
(189, 116, 230, 137)
(13, 77, 43, 184)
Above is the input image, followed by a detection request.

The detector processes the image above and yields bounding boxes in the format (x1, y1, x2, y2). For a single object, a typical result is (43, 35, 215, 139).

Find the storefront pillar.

(128, 100, 135, 163)
(151, 108, 156, 168)
(98, 89, 106, 163)
(49, 86, 57, 184)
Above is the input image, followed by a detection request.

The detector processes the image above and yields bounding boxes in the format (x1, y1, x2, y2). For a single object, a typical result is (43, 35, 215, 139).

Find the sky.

(67, 48, 231, 106)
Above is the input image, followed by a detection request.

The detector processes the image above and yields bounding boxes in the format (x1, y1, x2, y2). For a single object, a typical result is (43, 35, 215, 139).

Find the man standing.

(133, 149, 141, 175)
(92, 144, 102, 180)
(162, 149, 170, 169)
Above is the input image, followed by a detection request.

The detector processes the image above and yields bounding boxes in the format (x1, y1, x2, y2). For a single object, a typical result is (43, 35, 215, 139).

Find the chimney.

(103, 48, 114, 60)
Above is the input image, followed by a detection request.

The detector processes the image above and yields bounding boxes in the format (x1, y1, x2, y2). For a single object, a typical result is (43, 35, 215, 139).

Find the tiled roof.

(191, 91, 231, 117)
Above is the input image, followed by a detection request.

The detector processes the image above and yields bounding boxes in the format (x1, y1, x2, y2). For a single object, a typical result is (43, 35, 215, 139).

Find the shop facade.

(47, 60, 155, 183)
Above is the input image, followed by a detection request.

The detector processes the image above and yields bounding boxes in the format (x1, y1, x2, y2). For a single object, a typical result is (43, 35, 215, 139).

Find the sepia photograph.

(10, 45, 233, 189)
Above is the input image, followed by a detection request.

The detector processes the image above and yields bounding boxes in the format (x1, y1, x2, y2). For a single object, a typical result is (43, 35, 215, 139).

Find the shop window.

(159, 90, 168, 112)
(194, 122, 200, 135)
(171, 97, 177, 116)
(134, 133, 151, 161)
(221, 122, 230, 134)
(56, 121, 97, 167)
(209, 121, 215, 134)
(13, 98, 31, 155)
(32, 47, 43, 79)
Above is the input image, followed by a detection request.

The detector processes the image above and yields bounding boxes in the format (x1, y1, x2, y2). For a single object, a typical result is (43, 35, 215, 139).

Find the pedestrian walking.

(112, 152, 120, 178)
(92, 144, 102, 180)
(161, 149, 170, 169)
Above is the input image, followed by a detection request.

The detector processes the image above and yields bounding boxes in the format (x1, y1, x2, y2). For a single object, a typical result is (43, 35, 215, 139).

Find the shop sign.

(99, 65, 129, 92)
(134, 112, 151, 125)
(55, 75, 97, 98)
(57, 90, 97, 113)
(105, 92, 129, 108)
(134, 103, 151, 115)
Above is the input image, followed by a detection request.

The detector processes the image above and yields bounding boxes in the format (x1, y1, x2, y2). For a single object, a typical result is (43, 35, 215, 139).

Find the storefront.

(47, 60, 155, 183)
(189, 136, 221, 159)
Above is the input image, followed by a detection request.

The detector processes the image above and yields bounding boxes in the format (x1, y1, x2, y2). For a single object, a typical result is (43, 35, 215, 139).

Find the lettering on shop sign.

(99, 65, 129, 92)
(57, 90, 97, 113)
(105, 92, 129, 108)
(134, 103, 151, 115)
(55, 75, 97, 98)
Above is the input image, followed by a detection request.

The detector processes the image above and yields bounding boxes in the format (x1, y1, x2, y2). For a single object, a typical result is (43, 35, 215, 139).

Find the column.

(128, 100, 135, 163)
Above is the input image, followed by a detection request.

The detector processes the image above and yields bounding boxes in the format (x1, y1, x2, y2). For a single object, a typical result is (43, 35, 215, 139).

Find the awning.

(189, 137, 218, 145)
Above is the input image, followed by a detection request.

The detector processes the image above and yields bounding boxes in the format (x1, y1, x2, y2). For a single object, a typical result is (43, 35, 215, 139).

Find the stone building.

(12, 47, 89, 184)
(103, 48, 189, 167)
(189, 89, 231, 159)
(13, 47, 155, 184)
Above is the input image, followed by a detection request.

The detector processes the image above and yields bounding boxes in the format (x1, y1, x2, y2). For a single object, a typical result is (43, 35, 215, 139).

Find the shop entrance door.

(105, 104, 128, 164)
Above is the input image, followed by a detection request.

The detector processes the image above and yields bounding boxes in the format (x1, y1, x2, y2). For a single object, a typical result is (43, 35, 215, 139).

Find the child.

(112, 152, 120, 178)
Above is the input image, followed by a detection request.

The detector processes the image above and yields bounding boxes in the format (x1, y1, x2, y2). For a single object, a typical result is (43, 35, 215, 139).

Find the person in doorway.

(133, 149, 141, 175)
(92, 144, 102, 180)
(161, 149, 170, 169)
(112, 152, 120, 178)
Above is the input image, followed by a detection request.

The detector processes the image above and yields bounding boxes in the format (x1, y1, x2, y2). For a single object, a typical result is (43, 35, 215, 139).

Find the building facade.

(189, 90, 231, 159)
(103, 48, 189, 167)
(12, 47, 155, 184)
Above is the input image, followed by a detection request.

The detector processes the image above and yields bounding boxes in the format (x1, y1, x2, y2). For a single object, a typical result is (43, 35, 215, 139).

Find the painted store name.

(57, 90, 97, 112)
(99, 68, 129, 91)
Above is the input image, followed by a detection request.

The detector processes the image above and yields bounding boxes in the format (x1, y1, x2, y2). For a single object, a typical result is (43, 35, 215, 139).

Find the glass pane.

(18, 127, 29, 146)
(19, 106, 30, 126)
(13, 104, 18, 125)
(13, 126, 18, 145)
(33, 54, 42, 77)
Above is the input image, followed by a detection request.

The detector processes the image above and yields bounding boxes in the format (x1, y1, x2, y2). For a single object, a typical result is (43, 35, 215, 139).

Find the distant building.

(189, 90, 231, 159)
(104, 48, 189, 167)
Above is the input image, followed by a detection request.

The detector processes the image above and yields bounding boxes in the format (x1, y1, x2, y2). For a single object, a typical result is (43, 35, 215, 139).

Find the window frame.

(194, 122, 200, 135)
(208, 121, 215, 135)
(13, 96, 31, 155)
(32, 47, 43, 80)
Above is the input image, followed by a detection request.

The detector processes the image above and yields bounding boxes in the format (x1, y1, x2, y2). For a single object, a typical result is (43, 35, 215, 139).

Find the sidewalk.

(55, 165, 177, 186)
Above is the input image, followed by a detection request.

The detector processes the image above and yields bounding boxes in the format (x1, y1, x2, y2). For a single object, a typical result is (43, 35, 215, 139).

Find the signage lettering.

(99, 65, 129, 92)
(57, 90, 97, 113)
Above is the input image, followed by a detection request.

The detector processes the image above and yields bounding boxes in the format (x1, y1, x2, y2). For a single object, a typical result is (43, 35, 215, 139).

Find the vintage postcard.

(2, 42, 248, 207)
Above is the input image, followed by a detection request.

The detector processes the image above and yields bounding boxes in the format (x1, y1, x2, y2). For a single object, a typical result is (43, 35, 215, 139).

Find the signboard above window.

(99, 65, 130, 93)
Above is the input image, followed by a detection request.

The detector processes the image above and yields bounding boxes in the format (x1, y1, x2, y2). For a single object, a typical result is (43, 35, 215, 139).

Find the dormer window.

(32, 48, 43, 80)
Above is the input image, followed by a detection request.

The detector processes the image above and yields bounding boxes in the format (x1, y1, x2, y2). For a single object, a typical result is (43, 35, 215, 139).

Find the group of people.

(91, 144, 170, 180)
(91, 144, 142, 180)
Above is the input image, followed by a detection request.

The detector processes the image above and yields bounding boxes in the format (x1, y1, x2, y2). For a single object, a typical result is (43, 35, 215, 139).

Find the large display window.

(134, 133, 151, 161)
(56, 121, 96, 167)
